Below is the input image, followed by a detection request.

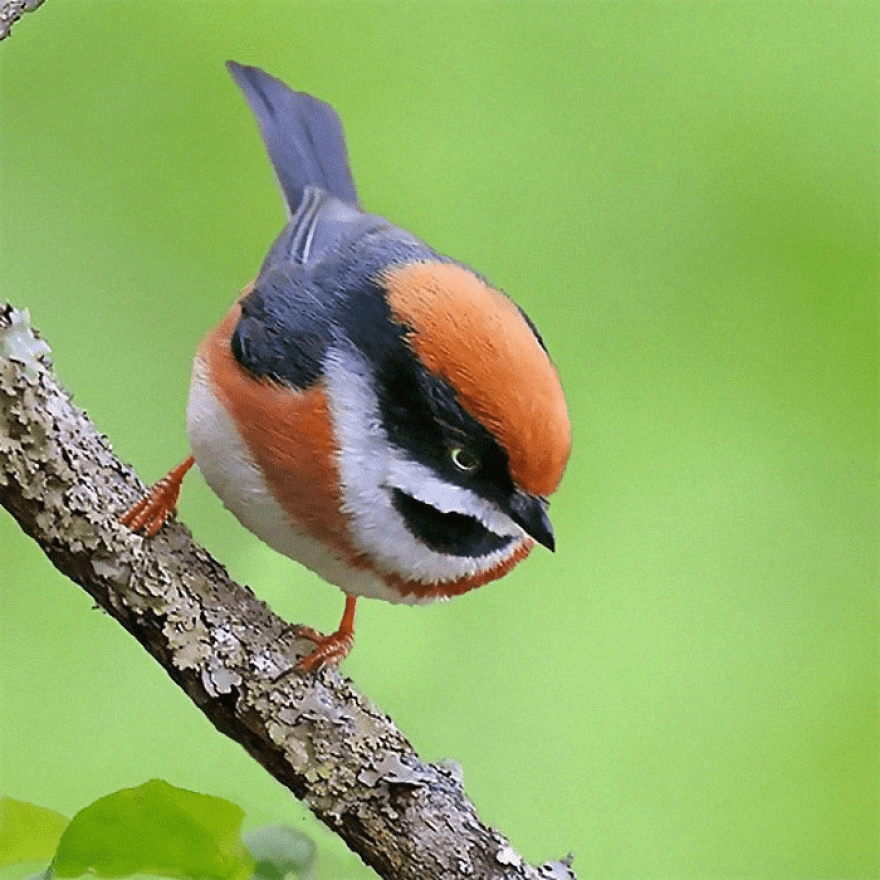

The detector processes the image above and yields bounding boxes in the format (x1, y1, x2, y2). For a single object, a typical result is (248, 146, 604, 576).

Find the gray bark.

(0, 304, 577, 880)
(0, 0, 45, 40)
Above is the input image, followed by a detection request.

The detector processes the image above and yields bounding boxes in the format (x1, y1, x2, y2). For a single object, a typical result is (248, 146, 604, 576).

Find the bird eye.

(450, 446, 480, 473)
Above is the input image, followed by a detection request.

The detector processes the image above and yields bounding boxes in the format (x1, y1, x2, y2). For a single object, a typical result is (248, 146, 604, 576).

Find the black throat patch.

(390, 489, 511, 558)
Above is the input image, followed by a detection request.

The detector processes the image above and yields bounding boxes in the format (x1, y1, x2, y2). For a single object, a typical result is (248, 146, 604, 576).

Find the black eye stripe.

(374, 342, 515, 503)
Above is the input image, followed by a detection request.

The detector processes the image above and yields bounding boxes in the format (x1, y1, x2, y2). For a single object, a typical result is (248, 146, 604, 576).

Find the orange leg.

(295, 594, 357, 673)
(120, 456, 196, 537)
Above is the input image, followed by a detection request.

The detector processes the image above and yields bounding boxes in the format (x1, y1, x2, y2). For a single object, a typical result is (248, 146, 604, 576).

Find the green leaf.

(242, 827, 315, 880)
(0, 797, 69, 869)
(52, 780, 254, 880)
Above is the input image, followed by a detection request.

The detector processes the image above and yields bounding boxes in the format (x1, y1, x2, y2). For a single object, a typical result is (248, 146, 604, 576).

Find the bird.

(120, 61, 571, 673)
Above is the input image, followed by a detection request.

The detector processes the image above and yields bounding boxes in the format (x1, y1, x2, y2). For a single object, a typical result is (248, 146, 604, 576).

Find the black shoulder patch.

(230, 269, 328, 388)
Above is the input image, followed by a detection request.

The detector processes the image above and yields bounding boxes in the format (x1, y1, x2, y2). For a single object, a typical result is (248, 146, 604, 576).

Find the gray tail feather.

(227, 61, 359, 212)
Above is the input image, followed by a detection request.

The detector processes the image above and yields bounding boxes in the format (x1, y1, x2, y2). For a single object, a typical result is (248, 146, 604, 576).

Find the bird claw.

(120, 457, 195, 536)
(119, 486, 177, 536)
(294, 625, 354, 673)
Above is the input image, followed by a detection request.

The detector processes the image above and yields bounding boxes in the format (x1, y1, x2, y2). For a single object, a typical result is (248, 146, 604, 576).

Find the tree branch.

(0, 303, 576, 880)
(0, 0, 45, 40)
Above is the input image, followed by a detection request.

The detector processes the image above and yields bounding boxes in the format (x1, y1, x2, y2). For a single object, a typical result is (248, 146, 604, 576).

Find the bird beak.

(507, 491, 555, 552)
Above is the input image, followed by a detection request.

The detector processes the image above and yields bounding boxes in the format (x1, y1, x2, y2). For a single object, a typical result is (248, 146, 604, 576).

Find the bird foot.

(120, 456, 195, 536)
(294, 624, 354, 673)
(293, 594, 357, 673)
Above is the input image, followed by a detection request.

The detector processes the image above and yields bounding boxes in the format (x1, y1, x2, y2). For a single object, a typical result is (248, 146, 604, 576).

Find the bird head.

(324, 259, 571, 591)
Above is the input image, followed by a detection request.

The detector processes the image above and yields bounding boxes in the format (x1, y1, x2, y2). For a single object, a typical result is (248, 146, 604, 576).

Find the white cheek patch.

(323, 346, 525, 585)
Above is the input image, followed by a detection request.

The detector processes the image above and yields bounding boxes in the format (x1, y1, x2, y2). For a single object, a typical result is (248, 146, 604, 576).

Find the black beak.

(506, 492, 555, 552)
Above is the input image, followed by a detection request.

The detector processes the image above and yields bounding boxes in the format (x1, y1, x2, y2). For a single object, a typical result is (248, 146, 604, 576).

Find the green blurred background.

(1, 2, 877, 877)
